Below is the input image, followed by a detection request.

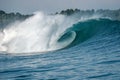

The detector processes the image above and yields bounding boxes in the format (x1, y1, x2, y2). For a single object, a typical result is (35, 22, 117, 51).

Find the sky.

(0, 0, 120, 14)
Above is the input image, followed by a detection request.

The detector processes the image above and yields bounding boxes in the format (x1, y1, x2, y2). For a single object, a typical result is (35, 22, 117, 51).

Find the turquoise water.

(0, 19, 120, 80)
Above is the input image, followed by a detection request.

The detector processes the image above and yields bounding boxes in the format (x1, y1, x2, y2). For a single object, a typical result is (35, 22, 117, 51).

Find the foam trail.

(0, 12, 75, 53)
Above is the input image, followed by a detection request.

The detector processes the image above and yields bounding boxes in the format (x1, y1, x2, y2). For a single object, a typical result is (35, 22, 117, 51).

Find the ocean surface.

(0, 13, 120, 80)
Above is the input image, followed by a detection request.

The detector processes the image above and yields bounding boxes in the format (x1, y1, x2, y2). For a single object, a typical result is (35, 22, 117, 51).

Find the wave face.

(0, 12, 120, 54)
(65, 19, 120, 48)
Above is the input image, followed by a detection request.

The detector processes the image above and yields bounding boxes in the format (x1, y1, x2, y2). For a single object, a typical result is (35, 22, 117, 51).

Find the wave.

(0, 12, 120, 54)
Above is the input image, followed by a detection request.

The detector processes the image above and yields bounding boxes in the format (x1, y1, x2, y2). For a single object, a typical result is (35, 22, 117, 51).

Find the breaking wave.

(0, 12, 120, 54)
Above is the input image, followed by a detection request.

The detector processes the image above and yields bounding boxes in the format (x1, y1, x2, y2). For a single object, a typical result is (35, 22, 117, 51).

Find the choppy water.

(0, 13, 120, 80)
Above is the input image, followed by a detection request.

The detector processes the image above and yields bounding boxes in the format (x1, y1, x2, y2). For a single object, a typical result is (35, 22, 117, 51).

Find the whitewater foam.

(0, 12, 76, 53)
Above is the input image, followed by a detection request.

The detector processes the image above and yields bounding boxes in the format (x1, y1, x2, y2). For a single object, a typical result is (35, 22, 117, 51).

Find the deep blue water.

(0, 19, 120, 80)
